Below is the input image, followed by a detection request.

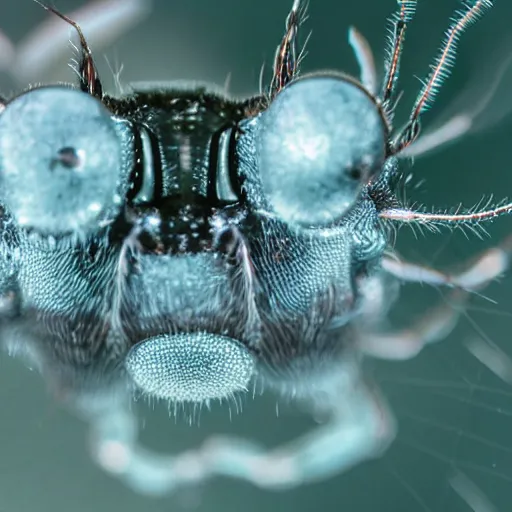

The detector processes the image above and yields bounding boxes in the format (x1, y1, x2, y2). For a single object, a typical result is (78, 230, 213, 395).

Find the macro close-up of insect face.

(1, 0, 512, 511)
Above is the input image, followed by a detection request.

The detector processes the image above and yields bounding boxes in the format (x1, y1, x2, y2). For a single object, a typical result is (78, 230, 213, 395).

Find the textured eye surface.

(125, 333, 255, 402)
(257, 76, 387, 226)
(0, 86, 126, 236)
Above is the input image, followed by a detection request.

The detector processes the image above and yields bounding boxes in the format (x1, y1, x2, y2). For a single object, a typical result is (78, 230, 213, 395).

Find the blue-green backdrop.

(0, 1, 511, 511)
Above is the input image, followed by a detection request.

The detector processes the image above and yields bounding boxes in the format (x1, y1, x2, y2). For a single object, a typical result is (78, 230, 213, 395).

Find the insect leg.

(465, 336, 512, 384)
(360, 239, 512, 361)
(382, 240, 511, 290)
(268, 0, 305, 99)
(33, 1, 103, 97)
(89, 381, 396, 493)
(13, 0, 150, 85)
(359, 289, 467, 360)
(203, 380, 396, 487)
(391, 0, 494, 155)
(381, 0, 417, 104)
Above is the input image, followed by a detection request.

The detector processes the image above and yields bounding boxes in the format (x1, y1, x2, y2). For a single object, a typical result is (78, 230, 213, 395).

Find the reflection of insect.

(1, 0, 511, 496)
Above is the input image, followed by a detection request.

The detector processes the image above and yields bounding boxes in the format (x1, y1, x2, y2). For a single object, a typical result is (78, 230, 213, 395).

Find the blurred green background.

(0, 0, 511, 511)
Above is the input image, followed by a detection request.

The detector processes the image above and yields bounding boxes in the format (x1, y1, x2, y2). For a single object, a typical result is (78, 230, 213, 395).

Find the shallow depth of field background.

(0, 1, 511, 511)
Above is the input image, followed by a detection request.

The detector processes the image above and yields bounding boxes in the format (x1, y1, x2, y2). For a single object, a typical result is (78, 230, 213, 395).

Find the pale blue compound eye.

(257, 76, 388, 227)
(0, 86, 126, 237)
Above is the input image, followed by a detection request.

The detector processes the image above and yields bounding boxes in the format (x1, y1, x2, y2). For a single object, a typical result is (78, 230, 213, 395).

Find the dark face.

(0, 0, 495, 407)
(0, 74, 391, 402)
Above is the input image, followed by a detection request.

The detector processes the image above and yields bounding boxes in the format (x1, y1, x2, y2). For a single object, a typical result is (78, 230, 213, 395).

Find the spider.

(0, 0, 510, 497)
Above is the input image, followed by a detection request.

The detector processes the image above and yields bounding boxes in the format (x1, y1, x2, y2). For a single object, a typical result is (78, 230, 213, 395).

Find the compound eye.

(258, 76, 387, 226)
(0, 86, 125, 237)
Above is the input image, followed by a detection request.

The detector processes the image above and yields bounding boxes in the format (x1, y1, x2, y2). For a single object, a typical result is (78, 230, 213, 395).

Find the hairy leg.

(89, 378, 395, 495)
(362, 240, 511, 360)
(382, 238, 511, 290)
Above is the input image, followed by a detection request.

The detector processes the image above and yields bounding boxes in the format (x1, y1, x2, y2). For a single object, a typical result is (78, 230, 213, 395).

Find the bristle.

(33, 0, 103, 98)
(413, 0, 493, 117)
(381, 0, 417, 103)
(379, 196, 512, 227)
(400, 0, 417, 23)
(269, 0, 306, 98)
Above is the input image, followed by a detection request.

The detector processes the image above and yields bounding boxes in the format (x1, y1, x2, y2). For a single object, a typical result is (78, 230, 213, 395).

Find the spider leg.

(361, 239, 512, 361)
(13, 0, 150, 84)
(359, 289, 467, 360)
(89, 379, 396, 494)
(203, 381, 396, 487)
(382, 239, 511, 290)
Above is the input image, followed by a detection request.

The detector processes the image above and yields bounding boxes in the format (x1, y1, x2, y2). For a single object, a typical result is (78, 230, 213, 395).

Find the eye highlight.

(256, 75, 388, 227)
(0, 86, 128, 237)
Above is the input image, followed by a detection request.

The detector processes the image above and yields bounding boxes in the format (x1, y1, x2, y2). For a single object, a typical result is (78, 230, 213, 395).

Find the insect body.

(0, 0, 510, 495)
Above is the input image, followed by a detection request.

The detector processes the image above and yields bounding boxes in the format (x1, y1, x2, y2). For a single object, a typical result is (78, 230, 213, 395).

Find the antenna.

(381, 0, 417, 104)
(34, 0, 103, 98)
(269, 0, 306, 99)
(392, 0, 493, 155)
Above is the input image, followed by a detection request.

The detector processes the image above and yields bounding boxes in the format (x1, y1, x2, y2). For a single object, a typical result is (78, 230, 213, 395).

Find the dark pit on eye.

(50, 146, 81, 170)
(348, 167, 362, 181)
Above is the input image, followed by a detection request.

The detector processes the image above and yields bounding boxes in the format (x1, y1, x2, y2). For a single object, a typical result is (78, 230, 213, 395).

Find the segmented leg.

(465, 337, 512, 384)
(362, 240, 512, 361)
(12, 0, 150, 83)
(382, 239, 511, 290)
(359, 289, 467, 360)
(89, 380, 396, 495)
